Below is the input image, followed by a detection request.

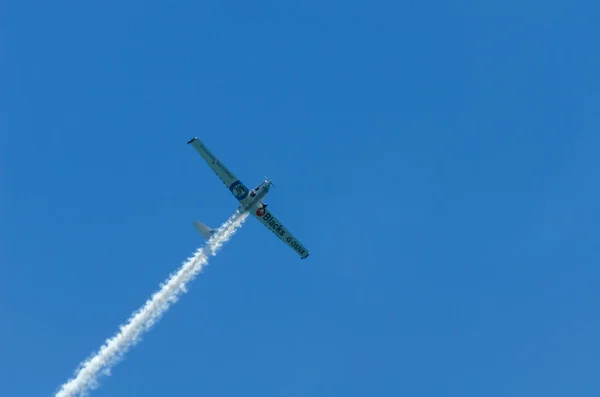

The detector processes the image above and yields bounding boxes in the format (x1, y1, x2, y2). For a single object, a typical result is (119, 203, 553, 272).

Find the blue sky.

(2, 0, 600, 396)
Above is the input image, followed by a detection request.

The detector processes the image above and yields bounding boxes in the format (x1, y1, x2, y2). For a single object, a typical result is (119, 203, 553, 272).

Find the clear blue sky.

(2, 1, 600, 396)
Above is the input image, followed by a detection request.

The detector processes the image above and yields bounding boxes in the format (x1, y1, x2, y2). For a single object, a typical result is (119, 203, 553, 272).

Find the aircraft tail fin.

(193, 220, 216, 239)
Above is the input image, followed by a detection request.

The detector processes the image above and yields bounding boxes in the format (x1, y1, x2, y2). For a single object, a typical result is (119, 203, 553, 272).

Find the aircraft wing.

(252, 207, 310, 259)
(188, 137, 250, 201)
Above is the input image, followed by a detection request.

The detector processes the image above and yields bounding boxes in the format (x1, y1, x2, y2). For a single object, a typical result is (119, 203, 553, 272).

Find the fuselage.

(238, 180, 272, 212)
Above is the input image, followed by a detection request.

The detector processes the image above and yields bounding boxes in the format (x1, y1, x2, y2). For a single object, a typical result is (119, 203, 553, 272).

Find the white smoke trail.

(55, 210, 249, 397)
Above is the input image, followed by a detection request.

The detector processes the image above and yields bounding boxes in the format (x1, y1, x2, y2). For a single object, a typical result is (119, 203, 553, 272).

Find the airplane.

(187, 137, 310, 260)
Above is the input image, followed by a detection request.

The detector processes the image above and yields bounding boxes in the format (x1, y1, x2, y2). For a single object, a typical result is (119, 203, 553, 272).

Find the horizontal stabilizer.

(194, 220, 216, 240)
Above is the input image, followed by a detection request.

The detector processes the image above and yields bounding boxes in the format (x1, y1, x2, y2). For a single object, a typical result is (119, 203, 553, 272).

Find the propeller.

(265, 176, 276, 188)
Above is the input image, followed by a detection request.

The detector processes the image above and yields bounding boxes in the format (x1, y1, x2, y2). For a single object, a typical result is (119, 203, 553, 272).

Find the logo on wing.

(262, 212, 286, 237)
(256, 207, 265, 216)
(229, 181, 248, 200)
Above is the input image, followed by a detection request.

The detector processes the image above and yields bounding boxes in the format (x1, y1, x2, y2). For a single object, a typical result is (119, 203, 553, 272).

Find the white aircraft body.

(187, 137, 310, 260)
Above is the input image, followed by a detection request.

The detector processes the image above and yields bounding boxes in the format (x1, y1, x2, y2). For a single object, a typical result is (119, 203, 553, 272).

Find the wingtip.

(187, 137, 197, 144)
